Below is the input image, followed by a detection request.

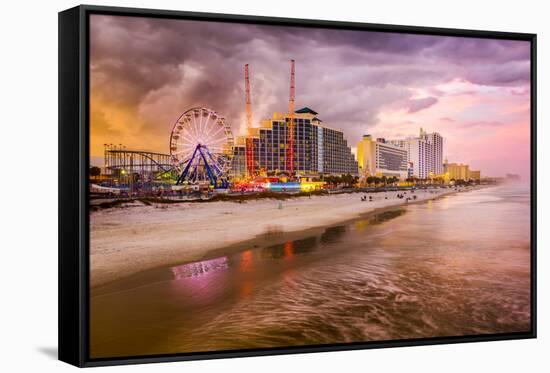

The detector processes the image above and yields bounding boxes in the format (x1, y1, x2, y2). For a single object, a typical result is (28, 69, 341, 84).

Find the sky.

(89, 14, 531, 179)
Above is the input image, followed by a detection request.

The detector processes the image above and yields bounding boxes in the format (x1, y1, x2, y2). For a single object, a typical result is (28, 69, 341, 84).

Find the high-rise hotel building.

(356, 135, 408, 179)
(231, 107, 358, 178)
(425, 130, 444, 175)
(390, 128, 444, 179)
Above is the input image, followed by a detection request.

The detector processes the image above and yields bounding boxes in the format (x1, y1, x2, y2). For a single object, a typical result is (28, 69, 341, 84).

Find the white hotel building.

(357, 135, 408, 179)
(390, 128, 444, 179)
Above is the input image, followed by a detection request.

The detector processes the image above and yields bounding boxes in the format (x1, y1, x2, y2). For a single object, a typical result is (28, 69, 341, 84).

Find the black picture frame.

(59, 4, 537, 367)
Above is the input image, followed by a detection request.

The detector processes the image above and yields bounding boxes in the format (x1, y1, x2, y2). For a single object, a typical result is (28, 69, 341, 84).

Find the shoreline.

(90, 185, 487, 289)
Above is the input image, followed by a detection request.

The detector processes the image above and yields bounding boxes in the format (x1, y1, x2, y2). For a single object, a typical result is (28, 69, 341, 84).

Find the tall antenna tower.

(244, 64, 255, 178)
(287, 59, 296, 175)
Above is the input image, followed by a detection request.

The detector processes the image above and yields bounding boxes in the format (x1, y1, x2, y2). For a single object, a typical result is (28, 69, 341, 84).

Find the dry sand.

(90, 188, 466, 288)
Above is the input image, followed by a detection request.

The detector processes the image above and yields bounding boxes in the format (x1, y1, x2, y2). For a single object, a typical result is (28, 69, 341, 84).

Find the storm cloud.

(90, 14, 531, 178)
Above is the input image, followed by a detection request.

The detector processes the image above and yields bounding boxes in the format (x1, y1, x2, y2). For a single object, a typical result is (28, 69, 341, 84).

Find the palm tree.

(89, 166, 101, 182)
(90, 166, 101, 178)
(342, 173, 354, 187)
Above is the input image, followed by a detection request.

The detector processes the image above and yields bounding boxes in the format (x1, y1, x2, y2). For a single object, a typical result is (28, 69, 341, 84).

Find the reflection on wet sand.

(171, 256, 229, 280)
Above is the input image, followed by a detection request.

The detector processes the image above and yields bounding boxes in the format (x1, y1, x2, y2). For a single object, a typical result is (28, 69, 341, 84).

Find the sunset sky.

(90, 15, 531, 178)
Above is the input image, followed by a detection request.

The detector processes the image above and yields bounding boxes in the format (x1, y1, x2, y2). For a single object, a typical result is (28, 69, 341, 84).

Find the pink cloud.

(407, 97, 438, 113)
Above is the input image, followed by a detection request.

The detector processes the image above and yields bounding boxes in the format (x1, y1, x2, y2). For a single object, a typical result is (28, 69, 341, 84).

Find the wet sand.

(90, 187, 474, 288)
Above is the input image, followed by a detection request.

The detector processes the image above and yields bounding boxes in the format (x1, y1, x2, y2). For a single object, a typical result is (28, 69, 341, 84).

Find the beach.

(89, 184, 530, 357)
(90, 187, 478, 288)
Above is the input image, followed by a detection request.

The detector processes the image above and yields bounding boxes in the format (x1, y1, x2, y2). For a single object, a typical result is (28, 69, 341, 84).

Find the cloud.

(407, 97, 438, 113)
(463, 60, 530, 86)
(88, 14, 531, 179)
(459, 120, 506, 129)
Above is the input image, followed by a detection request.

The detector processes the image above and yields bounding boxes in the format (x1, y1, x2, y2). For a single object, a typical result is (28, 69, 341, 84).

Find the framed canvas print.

(58, 4, 537, 367)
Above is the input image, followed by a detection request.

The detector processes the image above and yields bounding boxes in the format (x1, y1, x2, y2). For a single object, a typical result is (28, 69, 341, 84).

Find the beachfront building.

(356, 135, 408, 179)
(229, 140, 247, 179)
(468, 170, 481, 181)
(425, 131, 444, 175)
(231, 107, 358, 178)
(444, 161, 470, 181)
(402, 136, 430, 179)
(389, 128, 444, 179)
(442, 161, 481, 182)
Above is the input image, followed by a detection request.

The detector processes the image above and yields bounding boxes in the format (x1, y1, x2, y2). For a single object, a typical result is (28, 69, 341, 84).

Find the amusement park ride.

(242, 59, 297, 181)
(169, 107, 234, 188)
(287, 59, 296, 175)
(245, 63, 255, 178)
(168, 59, 298, 188)
(104, 60, 298, 189)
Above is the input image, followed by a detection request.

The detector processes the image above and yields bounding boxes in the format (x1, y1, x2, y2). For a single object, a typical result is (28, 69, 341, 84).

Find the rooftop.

(295, 107, 318, 115)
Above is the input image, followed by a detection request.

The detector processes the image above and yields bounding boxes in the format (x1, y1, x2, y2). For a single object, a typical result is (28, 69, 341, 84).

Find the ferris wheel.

(170, 107, 234, 187)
